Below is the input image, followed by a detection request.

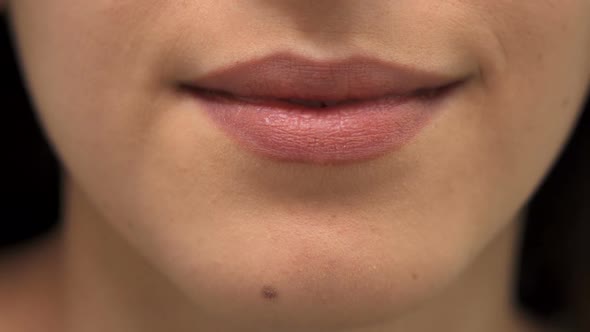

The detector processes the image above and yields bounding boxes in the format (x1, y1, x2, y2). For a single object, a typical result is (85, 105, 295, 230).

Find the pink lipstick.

(180, 53, 468, 165)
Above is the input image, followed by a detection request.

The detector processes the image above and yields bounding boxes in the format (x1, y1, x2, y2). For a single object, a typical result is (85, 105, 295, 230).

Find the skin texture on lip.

(4, 1, 590, 331)
(188, 80, 456, 164)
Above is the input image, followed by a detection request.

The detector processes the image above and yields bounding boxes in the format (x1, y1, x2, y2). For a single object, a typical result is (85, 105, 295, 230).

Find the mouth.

(178, 52, 470, 165)
(180, 83, 446, 109)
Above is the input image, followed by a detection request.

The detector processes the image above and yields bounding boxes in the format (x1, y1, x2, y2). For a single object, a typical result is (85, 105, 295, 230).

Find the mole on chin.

(261, 285, 278, 300)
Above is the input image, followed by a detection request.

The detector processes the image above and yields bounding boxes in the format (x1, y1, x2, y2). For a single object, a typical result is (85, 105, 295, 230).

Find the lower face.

(7, 0, 590, 330)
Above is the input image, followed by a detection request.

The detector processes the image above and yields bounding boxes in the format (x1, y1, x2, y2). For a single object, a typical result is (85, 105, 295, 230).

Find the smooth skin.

(1, 1, 590, 331)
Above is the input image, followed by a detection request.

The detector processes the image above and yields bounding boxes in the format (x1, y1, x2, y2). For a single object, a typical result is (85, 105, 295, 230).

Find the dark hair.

(1, 12, 589, 332)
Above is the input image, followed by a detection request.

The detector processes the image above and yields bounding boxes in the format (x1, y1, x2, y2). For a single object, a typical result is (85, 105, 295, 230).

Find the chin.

(114, 203, 477, 332)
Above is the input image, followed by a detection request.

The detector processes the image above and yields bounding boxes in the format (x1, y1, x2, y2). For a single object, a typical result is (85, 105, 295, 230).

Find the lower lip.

(183, 82, 462, 165)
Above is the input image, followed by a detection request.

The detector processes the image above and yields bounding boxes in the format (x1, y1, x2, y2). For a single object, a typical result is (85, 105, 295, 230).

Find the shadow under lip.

(177, 78, 464, 111)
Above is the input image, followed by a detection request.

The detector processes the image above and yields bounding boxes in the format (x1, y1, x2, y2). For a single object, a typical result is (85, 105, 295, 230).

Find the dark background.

(1, 14, 61, 248)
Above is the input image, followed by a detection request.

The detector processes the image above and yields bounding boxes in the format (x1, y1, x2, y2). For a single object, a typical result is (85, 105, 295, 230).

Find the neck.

(60, 177, 544, 332)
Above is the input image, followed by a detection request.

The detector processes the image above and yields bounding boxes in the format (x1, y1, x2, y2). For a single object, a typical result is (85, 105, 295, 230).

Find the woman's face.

(6, 0, 590, 330)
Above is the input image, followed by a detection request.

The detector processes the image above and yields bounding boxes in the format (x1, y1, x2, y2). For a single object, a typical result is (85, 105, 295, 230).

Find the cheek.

(440, 1, 590, 257)
(481, 1, 590, 180)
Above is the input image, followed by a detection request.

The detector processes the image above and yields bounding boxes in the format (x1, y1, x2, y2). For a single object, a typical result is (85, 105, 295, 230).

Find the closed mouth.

(176, 51, 470, 164)
(180, 82, 452, 110)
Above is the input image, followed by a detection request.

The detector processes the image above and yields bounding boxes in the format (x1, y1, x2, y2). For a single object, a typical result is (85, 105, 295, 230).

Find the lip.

(179, 52, 468, 165)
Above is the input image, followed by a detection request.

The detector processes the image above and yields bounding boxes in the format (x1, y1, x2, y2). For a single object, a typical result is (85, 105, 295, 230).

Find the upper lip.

(181, 52, 466, 102)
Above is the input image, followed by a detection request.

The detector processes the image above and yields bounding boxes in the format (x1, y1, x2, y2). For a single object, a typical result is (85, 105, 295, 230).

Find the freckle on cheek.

(261, 285, 278, 300)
